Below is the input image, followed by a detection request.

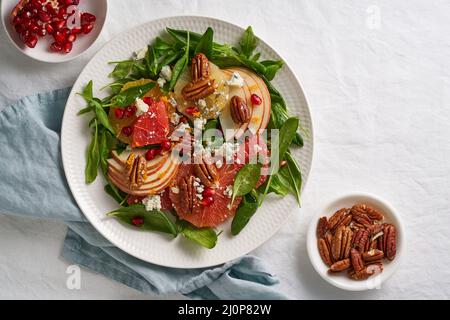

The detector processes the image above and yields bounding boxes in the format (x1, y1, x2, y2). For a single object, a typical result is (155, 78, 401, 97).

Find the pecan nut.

(329, 258, 351, 272)
(125, 153, 146, 189)
(331, 226, 345, 261)
(194, 157, 219, 188)
(384, 224, 397, 260)
(333, 213, 352, 232)
(316, 217, 329, 238)
(191, 53, 210, 82)
(362, 249, 384, 262)
(318, 238, 332, 266)
(340, 227, 353, 259)
(328, 208, 348, 231)
(352, 229, 369, 252)
(230, 95, 251, 124)
(350, 248, 365, 272)
(182, 78, 216, 101)
(180, 175, 195, 213)
(351, 263, 383, 280)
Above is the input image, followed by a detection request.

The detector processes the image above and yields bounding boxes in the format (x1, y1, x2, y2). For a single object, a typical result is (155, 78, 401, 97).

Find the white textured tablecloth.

(1, 0, 450, 299)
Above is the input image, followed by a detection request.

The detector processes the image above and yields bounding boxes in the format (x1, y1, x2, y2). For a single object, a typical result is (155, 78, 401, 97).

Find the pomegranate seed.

(201, 196, 215, 206)
(45, 23, 55, 34)
(20, 30, 30, 42)
(30, 0, 42, 10)
(45, 4, 56, 16)
(143, 97, 154, 105)
(50, 42, 62, 52)
(21, 11, 32, 19)
(53, 20, 66, 30)
(28, 22, 39, 33)
(15, 24, 25, 33)
(124, 105, 137, 118)
(61, 27, 71, 36)
(185, 106, 199, 115)
(53, 31, 65, 43)
(63, 42, 72, 53)
(71, 27, 82, 34)
(202, 187, 216, 197)
(37, 27, 46, 37)
(121, 126, 133, 137)
(81, 12, 96, 25)
(161, 139, 171, 151)
(114, 108, 124, 119)
(131, 216, 144, 227)
(38, 11, 50, 22)
(25, 35, 38, 48)
(65, 33, 76, 42)
(251, 93, 262, 105)
(82, 22, 94, 34)
(145, 149, 157, 161)
(180, 116, 188, 123)
(12, 15, 21, 25)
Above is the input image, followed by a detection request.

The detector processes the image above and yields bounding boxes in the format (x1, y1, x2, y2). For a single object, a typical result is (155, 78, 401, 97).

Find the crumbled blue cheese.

(170, 112, 181, 125)
(135, 98, 149, 116)
(142, 195, 161, 211)
(197, 99, 207, 108)
(160, 65, 172, 81)
(194, 118, 207, 129)
(170, 122, 191, 141)
(226, 72, 245, 87)
(157, 77, 166, 88)
(223, 185, 233, 198)
(134, 47, 148, 60)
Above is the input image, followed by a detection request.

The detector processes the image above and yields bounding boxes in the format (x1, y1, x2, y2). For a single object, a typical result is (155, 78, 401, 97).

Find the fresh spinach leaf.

(281, 151, 302, 204)
(154, 37, 173, 52)
(177, 220, 218, 249)
(145, 45, 158, 78)
(194, 27, 213, 58)
(108, 60, 134, 79)
(104, 183, 126, 204)
(239, 26, 258, 58)
(169, 31, 190, 91)
(85, 120, 99, 183)
(93, 101, 115, 134)
(107, 205, 178, 236)
(231, 192, 258, 235)
(112, 82, 155, 107)
(98, 129, 109, 176)
(261, 60, 284, 81)
(232, 164, 262, 204)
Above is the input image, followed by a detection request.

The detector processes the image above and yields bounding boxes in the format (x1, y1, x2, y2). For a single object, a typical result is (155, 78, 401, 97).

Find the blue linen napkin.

(0, 88, 288, 300)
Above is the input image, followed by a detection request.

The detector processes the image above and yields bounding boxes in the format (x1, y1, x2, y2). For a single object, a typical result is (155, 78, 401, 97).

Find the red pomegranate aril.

(20, 30, 30, 42)
(161, 139, 171, 151)
(28, 22, 39, 33)
(21, 10, 32, 19)
(131, 216, 144, 227)
(63, 41, 72, 53)
(201, 196, 215, 206)
(53, 31, 65, 43)
(124, 105, 137, 118)
(45, 23, 55, 34)
(37, 27, 46, 37)
(185, 106, 199, 115)
(61, 27, 71, 36)
(38, 11, 50, 22)
(251, 93, 262, 105)
(143, 97, 154, 105)
(81, 12, 96, 25)
(71, 27, 82, 34)
(31, 0, 42, 10)
(50, 41, 62, 52)
(45, 4, 56, 16)
(82, 22, 94, 34)
(66, 33, 76, 42)
(12, 15, 21, 25)
(15, 23, 25, 33)
(180, 116, 188, 123)
(25, 35, 38, 48)
(121, 126, 133, 137)
(145, 148, 157, 161)
(53, 20, 66, 30)
(202, 187, 215, 197)
(114, 108, 124, 119)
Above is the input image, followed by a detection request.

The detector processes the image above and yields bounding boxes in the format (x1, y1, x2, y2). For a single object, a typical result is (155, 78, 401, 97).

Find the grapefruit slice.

(131, 101, 169, 147)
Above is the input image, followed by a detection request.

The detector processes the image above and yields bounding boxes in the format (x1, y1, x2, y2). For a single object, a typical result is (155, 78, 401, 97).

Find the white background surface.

(1, 0, 449, 299)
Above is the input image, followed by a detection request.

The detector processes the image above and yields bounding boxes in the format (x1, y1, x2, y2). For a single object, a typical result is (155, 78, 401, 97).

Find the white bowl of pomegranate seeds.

(1, 0, 107, 63)
(306, 192, 405, 291)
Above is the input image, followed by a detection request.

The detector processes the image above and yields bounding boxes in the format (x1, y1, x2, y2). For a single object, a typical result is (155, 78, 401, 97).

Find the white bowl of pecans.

(307, 193, 404, 291)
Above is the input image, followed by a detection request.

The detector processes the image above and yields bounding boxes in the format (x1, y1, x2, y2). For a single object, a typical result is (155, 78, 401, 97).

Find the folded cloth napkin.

(0, 88, 288, 300)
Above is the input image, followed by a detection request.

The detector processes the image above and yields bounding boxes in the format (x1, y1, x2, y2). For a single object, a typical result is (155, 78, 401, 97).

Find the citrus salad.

(78, 26, 304, 248)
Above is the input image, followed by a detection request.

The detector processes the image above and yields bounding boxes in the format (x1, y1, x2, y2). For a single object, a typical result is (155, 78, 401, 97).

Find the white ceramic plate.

(1, 0, 107, 63)
(61, 16, 313, 268)
(306, 193, 405, 291)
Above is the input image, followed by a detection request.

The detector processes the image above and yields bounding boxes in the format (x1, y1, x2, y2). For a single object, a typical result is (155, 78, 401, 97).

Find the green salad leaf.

(85, 119, 99, 183)
(232, 164, 262, 204)
(231, 192, 258, 235)
(111, 82, 155, 107)
(177, 220, 218, 249)
(239, 26, 258, 58)
(194, 27, 213, 58)
(169, 31, 190, 91)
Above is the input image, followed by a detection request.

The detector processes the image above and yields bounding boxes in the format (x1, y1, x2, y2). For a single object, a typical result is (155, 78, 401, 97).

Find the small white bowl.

(306, 192, 405, 291)
(1, 0, 107, 63)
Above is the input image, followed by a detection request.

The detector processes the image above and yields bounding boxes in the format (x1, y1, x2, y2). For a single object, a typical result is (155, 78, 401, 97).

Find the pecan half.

(316, 217, 329, 238)
(330, 258, 351, 272)
(182, 78, 216, 101)
(351, 263, 383, 280)
(318, 238, 332, 266)
(180, 175, 195, 213)
(340, 227, 353, 259)
(328, 208, 348, 231)
(331, 226, 345, 261)
(367, 223, 384, 236)
(230, 95, 251, 124)
(362, 249, 384, 262)
(194, 157, 219, 188)
(352, 229, 369, 252)
(333, 213, 352, 232)
(350, 248, 365, 272)
(191, 53, 210, 82)
(384, 224, 397, 260)
(352, 204, 384, 221)
(125, 153, 146, 189)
